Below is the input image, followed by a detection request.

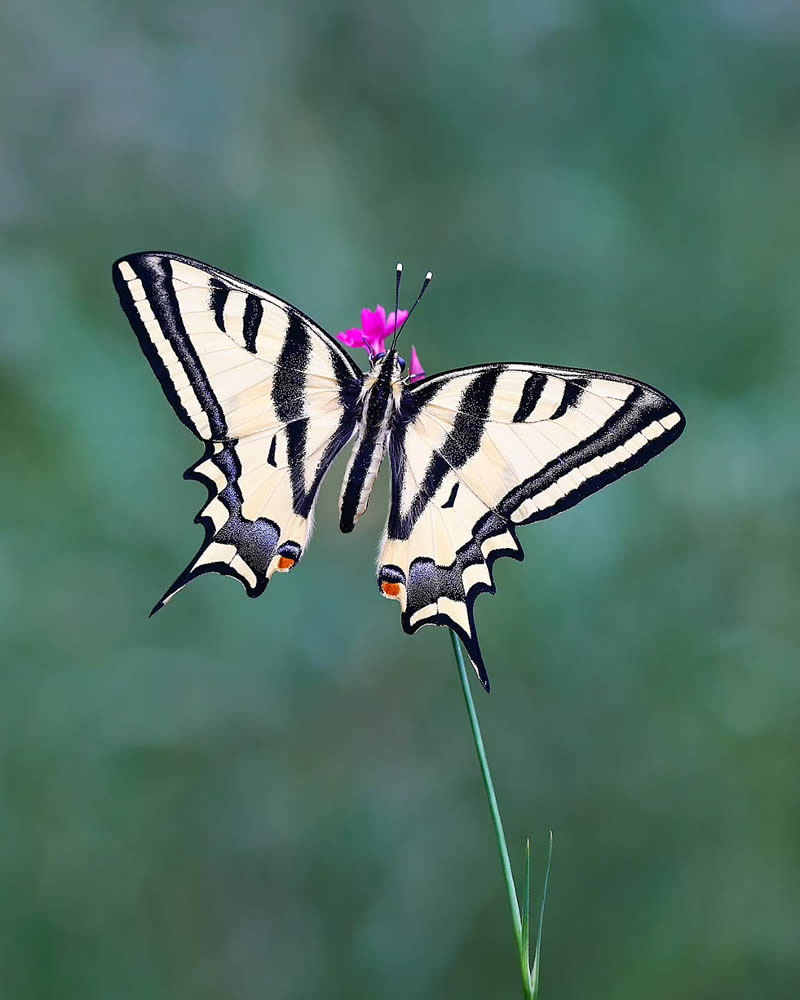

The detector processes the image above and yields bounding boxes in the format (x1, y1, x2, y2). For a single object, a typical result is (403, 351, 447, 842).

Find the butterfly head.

(363, 349, 407, 404)
(370, 349, 406, 375)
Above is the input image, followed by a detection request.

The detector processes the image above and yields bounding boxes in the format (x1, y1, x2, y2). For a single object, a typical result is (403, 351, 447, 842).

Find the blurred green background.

(2, 1, 799, 997)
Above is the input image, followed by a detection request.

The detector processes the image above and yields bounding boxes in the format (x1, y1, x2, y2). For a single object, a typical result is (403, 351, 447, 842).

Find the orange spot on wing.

(381, 581, 401, 598)
(277, 556, 295, 571)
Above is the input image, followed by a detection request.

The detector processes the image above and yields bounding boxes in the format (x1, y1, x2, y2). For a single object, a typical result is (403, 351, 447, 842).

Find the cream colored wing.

(113, 252, 362, 607)
(378, 363, 685, 689)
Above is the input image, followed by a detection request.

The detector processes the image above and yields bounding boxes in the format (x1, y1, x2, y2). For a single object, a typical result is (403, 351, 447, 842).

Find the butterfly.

(113, 252, 685, 690)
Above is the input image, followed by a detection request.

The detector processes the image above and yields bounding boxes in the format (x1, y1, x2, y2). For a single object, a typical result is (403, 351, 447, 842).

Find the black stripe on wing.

(512, 373, 547, 422)
(242, 294, 264, 353)
(209, 280, 228, 332)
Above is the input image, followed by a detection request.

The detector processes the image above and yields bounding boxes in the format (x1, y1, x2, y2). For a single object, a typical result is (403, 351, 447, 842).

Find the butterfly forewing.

(113, 252, 362, 608)
(379, 363, 685, 688)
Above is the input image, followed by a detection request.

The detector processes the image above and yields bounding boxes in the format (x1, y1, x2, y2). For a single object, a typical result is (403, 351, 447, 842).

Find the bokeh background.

(2, 2, 799, 997)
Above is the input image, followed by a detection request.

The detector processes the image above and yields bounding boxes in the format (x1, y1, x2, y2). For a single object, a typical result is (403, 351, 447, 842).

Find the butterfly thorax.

(338, 350, 404, 533)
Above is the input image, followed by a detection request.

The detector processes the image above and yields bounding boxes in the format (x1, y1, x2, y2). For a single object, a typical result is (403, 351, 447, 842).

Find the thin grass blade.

(531, 830, 553, 999)
(521, 839, 531, 973)
(521, 837, 533, 995)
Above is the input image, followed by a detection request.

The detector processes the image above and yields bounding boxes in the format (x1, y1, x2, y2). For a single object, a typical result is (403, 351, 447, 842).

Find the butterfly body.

(114, 252, 684, 690)
(339, 349, 404, 533)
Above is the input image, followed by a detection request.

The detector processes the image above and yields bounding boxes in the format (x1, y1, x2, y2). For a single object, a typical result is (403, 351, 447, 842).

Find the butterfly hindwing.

(378, 363, 685, 688)
(113, 252, 362, 609)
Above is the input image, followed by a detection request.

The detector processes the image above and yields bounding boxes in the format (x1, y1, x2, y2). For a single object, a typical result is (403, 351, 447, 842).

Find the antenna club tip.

(396, 262, 403, 271)
(426, 271, 433, 281)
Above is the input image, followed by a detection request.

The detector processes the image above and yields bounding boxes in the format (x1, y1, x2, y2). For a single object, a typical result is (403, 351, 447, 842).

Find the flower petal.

(360, 307, 388, 354)
(361, 306, 385, 339)
(337, 328, 366, 348)
(385, 309, 408, 336)
(409, 345, 425, 382)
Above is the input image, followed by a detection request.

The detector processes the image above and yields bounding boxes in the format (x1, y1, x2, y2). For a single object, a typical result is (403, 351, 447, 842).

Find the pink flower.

(337, 305, 408, 357)
(409, 345, 425, 382)
(337, 305, 425, 381)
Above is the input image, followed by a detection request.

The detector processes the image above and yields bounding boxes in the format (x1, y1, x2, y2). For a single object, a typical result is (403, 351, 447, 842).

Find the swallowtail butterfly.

(113, 252, 684, 690)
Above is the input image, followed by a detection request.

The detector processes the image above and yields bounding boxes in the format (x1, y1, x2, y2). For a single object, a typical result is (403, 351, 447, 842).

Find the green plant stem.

(450, 630, 532, 999)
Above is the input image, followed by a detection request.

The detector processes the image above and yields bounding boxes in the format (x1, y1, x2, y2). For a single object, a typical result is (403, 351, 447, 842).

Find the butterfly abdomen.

(338, 353, 399, 533)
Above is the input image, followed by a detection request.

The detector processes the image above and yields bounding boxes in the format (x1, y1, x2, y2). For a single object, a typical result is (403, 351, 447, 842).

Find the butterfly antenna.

(391, 269, 433, 350)
(393, 262, 402, 339)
